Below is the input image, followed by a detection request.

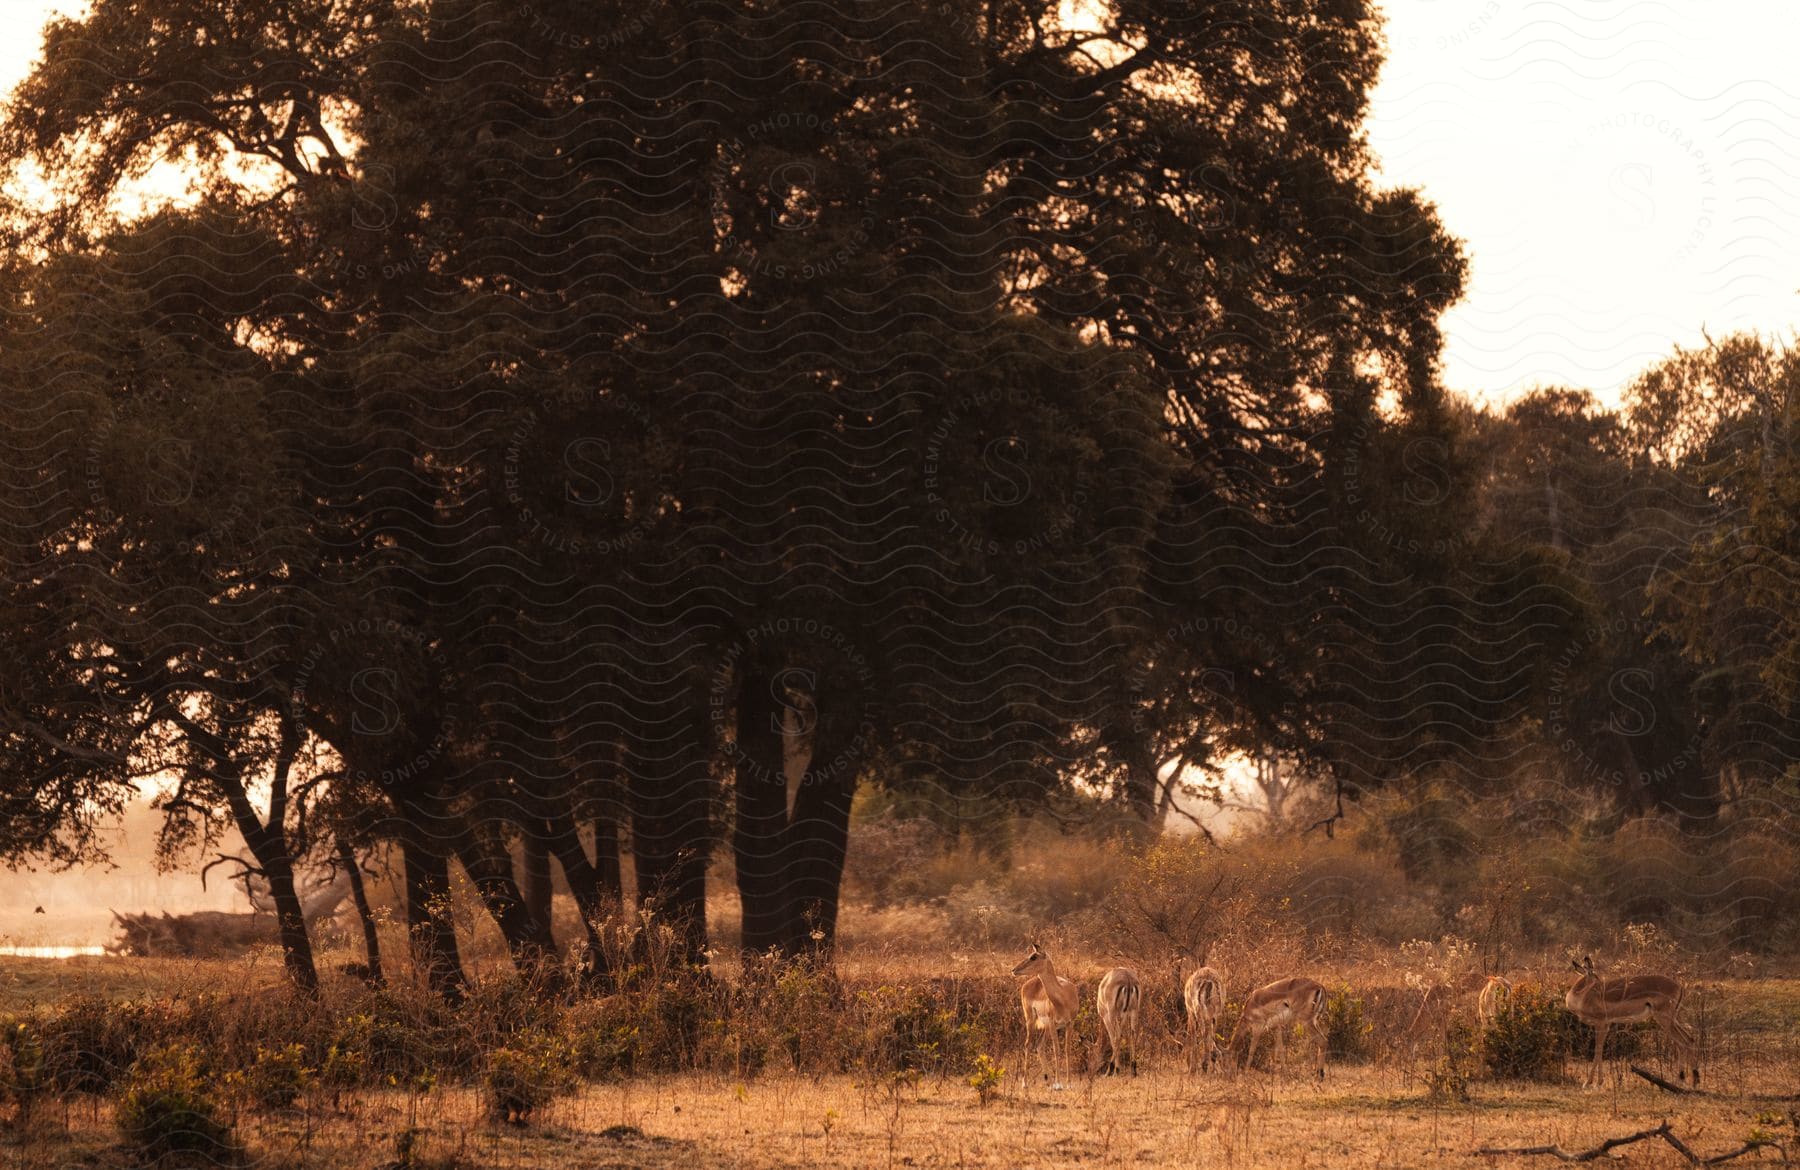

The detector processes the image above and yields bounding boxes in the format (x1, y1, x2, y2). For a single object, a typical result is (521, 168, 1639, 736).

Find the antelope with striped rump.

(1091, 967, 1142, 1076)
(1175, 954, 1227, 1072)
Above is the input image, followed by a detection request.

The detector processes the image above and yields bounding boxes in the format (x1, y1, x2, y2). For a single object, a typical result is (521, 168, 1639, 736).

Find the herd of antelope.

(1011, 944, 1701, 1090)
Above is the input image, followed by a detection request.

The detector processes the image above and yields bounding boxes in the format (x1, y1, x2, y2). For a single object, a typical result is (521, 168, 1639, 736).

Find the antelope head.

(1012, 942, 1049, 979)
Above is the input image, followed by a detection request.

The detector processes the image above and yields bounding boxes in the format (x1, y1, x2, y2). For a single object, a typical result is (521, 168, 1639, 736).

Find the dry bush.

(840, 903, 955, 958)
(1478, 981, 1577, 1080)
(237, 1043, 311, 1110)
(842, 818, 953, 907)
(484, 1027, 577, 1125)
(1699, 830, 1800, 951)
(941, 882, 1034, 945)
(1283, 844, 1420, 943)
(115, 1044, 238, 1165)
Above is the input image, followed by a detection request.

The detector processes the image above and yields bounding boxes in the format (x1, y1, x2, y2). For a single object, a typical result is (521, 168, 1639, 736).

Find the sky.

(1365, 0, 1800, 405)
(3, 1, 1798, 406)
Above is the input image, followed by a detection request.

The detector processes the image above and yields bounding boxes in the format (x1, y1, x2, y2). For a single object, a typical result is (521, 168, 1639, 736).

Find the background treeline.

(0, 0, 1795, 1003)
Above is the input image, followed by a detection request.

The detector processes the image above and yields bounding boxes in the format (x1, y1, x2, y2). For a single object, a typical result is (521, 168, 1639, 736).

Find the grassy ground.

(5, 1059, 1795, 1169)
(0, 952, 282, 1011)
(1, 955, 1796, 1169)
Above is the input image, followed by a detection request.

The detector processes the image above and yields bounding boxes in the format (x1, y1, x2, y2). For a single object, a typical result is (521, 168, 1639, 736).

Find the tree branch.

(1477, 1122, 1782, 1165)
(1304, 778, 1346, 838)
(1632, 1064, 1800, 1102)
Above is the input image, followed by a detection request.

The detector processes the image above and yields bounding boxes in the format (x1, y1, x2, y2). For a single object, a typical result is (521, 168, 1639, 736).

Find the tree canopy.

(0, 0, 1667, 992)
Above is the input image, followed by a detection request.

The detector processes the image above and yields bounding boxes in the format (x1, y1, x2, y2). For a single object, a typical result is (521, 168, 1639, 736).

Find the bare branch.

(200, 850, 262, 890)
(1304, 779, 1346, 838)
(1632, 1064, 1800, 1102)
(1477, 1122, 1783, 1165)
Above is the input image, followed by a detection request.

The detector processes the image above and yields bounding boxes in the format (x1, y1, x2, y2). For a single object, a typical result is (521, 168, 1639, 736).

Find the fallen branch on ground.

(1476, 1121, 1782, 1165)
(1631, 1065, 1702, 1095)
(1632, 1065, 1800, 1103)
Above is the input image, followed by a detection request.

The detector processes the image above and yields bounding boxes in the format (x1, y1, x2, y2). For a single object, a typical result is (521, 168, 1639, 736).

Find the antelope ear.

(1569, 958, 1583, 971)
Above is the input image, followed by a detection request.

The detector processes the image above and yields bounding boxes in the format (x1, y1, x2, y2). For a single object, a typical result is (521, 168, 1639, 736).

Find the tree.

(1467, 387, 1728, 827)
(0, 211, 333, 989)
(0, 0, 1530, 982)
(1630, 336, 1800, 803)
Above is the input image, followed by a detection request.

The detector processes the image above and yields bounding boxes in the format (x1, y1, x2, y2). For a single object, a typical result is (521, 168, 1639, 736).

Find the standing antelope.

(1092, 967, 1142, 1076)
(1564, 955, 1699, 1087)
(1228, 976, 1328, 1080)
(1476, 975, 1513, 1029)
(1175, 955, 1227, 1073)
(1012, 942, 1079, 1090)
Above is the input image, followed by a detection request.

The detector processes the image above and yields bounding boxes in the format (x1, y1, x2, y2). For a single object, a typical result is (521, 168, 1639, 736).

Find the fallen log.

(1631, 1065, 1701, 1095)
(108, 909, 275, 957)
(1477, 1121, 1782, 1165)
(1632, 1065, 1800, 1103)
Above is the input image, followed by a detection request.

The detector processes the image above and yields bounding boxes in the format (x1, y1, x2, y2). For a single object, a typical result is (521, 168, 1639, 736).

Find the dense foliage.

(0, 0, 1787, 1000)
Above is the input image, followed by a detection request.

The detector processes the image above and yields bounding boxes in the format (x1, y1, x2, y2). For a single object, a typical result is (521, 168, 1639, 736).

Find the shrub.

(940, 882, 1032, 946)
(562, 996, 643, 1080)
(242, 1043, 312, 1110)
(115, 1045, 237, 1165)
(329, 990, 467, 1081)
(318, 1037, 367, 1095)
(485, 1029, 577, 1125)
(41, 994, 146, 1094)
(1425, 1021, 1475, 1104)
(1479, 982, 1573, 1080)
(1323, 986, 1372, 1062)
(967, 1053, 1005, 1104)
(832, 983, 983, 1077)
(0, 1017, 48, 1122)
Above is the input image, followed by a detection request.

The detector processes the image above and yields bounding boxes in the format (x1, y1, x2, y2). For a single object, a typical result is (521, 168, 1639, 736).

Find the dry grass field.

(1, 950, 1796, 1170)
(3, 827, 1797, 1168)
(14, 1065, 1800, 1170)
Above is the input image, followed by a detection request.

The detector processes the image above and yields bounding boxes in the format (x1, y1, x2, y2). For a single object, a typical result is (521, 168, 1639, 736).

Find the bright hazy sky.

(2, 1, 1797, 408)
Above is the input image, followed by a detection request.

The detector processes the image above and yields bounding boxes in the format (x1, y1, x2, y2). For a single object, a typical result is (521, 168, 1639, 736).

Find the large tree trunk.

(1104, 718, 1163, 834)
(259, 852, 321, 995)
(542, 812, 617, 981)
(454, 828, 559, 977)
(401, 838, 466, 1003)
(519, 830, 554, 941)
(220, 790, 318, 994)
(783, 767, 856, 960)
(172, 710, 321, 994)
(727, 677, 868, 963)
(626, 719, 713, 965)
(337, 839, 384, 988)
(591, 812, 622, 904)
(732, 667, 793, 956)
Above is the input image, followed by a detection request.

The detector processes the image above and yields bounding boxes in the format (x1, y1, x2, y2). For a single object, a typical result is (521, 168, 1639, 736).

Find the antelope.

(1228, 976, 1327, 1080)
(1564, 955, 1699, 1087)
(1012, 942, 1079, 1090)
(1092, 967, 1142, 1076)
(1476, 975, 1514, 1029)
(1175, 955, 1227, 1073)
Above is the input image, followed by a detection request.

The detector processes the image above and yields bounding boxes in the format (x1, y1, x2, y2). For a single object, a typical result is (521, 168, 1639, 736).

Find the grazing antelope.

(1476, 975, 1513, 1029)
(1092, 967, 1142, 1076)
(1564, 955, 1699, 1087)
(1228, 976, 1328, 1080)
(1175, 955, 1226, 1072)
(1012, 942, 1079, 1090)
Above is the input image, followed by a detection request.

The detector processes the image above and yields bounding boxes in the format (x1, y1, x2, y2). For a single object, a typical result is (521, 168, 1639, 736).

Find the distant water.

(0, 944, 108, 958)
